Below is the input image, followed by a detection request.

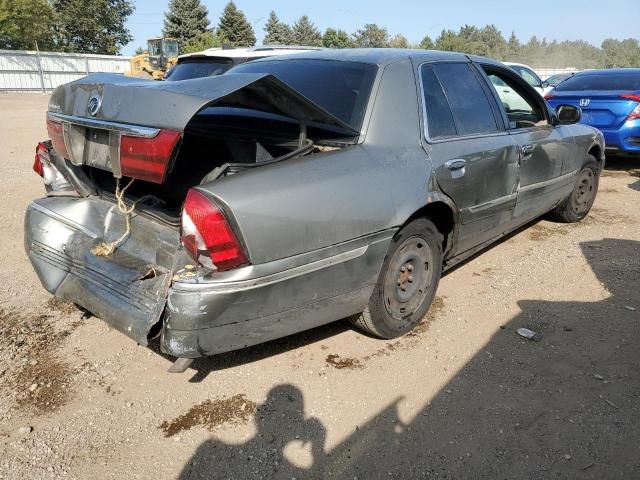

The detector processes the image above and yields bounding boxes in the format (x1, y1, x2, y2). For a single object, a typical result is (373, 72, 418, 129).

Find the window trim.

(475, 63, 554, 133)
(417, 61, 508, 145)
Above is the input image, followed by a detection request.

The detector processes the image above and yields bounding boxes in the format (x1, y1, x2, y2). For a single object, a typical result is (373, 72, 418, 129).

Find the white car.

(164, 46, 322, 81)
(504, 62, 545, 95)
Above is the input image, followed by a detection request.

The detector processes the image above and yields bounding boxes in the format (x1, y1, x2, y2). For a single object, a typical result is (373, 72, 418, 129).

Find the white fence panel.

(0, 49, 131, 92)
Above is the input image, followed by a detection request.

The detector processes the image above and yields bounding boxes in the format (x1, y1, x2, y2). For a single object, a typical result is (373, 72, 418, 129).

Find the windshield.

(555, 72, 640, 91)
(163, 40, 179, 57)
(229, 59, 378, 130)
(509, 65, 542, 88)
(148, 40, 162, 57)
(165, 58, 234, 81)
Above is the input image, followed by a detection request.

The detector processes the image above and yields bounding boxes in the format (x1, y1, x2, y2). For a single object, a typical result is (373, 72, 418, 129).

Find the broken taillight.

(181, 189, 249, 272)
(46, 119, 68, 158)
(120, 129, 181, 184)
(33, 143, 49, 177)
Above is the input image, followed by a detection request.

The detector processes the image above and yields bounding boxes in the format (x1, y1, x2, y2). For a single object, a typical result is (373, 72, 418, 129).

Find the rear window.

(509, 65, 542, 88)
(556, 72, 640, 91)
(420, 65, 457, 139)
(165, 58, 234, 81)
(432, 63, 499, 136)
(229, 59, 378, 131)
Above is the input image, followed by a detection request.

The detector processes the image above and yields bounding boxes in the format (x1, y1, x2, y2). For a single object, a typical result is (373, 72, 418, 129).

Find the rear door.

(477, 63, 577, 223)
(420, 62, 520, 255)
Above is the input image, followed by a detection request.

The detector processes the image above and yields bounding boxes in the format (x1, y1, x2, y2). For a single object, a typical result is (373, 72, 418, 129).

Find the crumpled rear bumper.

(24, 197, 180, 345)
(25, 196, 394, 358)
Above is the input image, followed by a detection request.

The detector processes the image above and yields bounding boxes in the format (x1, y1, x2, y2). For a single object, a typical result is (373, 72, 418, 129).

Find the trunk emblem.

(87, 95, 102, 116)
(579, 98, 590, 107)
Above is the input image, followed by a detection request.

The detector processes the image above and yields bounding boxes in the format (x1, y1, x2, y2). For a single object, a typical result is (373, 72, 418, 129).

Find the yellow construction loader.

(128, 37, 179, 80)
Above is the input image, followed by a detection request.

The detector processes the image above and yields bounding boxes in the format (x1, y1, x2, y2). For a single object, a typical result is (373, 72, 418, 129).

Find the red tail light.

(620, 93, 640, 102)
(120, 129, 180, 184)
(544, 94, 555, 100)
(621, 94, 640, 121)
(33, 143, 46, 177)
(46, 119, 68, 158)
(180, 189, 249, 272)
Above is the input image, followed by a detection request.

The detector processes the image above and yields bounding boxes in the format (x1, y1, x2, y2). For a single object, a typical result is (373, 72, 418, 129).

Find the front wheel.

(548, 156, 600, 223)
(350, 218, 443, 339)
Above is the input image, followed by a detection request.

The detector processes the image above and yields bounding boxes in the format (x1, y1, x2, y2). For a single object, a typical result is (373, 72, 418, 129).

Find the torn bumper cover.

(25, 197, 179, 345)
(25, 195, 392, 357)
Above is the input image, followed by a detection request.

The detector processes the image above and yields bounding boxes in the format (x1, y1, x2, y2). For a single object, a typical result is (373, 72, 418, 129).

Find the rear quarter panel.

(199, 58, 435, 264)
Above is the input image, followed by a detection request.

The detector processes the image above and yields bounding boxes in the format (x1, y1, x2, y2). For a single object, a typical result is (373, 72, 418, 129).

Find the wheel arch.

(402, 193, 459, 257)
(587, 143, 604, 170)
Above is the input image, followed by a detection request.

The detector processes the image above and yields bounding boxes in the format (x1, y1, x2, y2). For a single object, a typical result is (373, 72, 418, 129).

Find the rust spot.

(159, 394, 257, 437)
(325, 354, 363, 370)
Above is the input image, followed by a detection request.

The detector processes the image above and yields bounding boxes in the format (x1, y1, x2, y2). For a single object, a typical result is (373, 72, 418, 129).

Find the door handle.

(521, 144, 535, 158)
(445, 159, 466, 170)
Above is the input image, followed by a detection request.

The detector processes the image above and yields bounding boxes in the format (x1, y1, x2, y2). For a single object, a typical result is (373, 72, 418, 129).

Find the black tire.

(548, 156, 600, 223)
(350, 218, 443, 339)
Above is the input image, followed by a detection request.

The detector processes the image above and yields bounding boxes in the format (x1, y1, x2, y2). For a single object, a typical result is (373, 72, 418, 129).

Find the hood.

(48, 72, 358, 135)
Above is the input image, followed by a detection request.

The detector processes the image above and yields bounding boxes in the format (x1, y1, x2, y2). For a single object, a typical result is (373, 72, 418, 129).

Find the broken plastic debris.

(624, 306, 636, 311)
(516, 328, 541, 342)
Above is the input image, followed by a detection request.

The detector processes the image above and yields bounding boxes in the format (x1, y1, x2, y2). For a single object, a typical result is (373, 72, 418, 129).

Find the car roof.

(240, 48, 483, 66)
(571, 68, 640, 76)
(179, 45, 322, 60)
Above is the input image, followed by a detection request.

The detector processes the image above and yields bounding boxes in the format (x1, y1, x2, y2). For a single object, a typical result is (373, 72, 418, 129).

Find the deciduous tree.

(53, 0, 134, 54)
(351, 24, 389, 48)
(0, 0, 56, 50)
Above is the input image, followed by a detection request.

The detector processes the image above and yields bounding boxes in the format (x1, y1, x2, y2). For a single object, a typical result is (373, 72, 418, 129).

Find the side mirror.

(555, 105, 582, 125)
(541, 81, 549, 88)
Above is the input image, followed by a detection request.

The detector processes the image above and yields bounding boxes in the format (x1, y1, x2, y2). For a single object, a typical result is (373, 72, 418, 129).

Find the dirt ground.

(1, 92, 639, 480)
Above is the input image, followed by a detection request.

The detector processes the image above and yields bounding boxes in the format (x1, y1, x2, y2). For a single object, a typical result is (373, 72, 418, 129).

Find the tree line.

(0, 0, 133, 54)
(1, 0, 638, 68)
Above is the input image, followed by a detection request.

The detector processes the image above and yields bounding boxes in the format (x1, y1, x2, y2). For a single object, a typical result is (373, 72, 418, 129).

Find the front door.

(479, 64, 575, 223)
(420, 62, 520, 256)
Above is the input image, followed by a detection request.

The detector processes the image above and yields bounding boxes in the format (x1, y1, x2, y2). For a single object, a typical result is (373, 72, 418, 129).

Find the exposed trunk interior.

(81, 107, 353, 224)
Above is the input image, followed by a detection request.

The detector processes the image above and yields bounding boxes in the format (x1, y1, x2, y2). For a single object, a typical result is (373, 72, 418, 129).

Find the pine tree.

(291, 15, 322, 47)
(217, 1, 256, 47)
(163, 0, 210, 50)
(351, 24, 389, 48)
(263, 11, 292, 45)
(419, 35, 434, 49)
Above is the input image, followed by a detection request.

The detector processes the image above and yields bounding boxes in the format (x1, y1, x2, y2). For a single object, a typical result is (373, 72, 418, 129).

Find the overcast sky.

(123, 0, 640, 56)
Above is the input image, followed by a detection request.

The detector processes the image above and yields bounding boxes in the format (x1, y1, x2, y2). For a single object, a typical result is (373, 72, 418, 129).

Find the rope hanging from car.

(91, 177, 138, 257)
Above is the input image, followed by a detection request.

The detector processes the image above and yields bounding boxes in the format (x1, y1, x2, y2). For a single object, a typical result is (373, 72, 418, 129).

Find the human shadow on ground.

(177, 238, 640, 479)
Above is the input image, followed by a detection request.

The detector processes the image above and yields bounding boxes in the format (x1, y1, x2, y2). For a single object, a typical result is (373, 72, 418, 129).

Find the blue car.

(545, 69, 640, 157)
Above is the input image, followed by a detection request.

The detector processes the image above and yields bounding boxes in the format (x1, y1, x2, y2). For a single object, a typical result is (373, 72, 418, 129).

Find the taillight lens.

(544, 93, 555, 100)
(620, 93, 640, 103)
(33, 143, 46, 177)
(621, 94, 640, 121)
(120, 129, 180, 184)
(181, 189, 248, 272)
(46, 119, 68, 158)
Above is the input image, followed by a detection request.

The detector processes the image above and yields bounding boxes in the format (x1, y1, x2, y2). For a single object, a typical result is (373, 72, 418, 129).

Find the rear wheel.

(548, 156, 599, 223)
(350, 218, 443, 339)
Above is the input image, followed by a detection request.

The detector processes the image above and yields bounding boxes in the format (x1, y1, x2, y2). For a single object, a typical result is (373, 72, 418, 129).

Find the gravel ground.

(0, 92, 639, 479)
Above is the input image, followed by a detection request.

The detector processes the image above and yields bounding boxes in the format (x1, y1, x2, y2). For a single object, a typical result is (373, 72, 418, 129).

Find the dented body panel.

(25, 49, 605, 359)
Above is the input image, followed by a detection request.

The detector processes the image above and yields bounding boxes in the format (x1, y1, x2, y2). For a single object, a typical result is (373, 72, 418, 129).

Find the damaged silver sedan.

(25, 49, 604, 371)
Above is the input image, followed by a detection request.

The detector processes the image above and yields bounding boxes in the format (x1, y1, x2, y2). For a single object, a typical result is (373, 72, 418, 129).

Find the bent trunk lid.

(49, 72, 358, 132)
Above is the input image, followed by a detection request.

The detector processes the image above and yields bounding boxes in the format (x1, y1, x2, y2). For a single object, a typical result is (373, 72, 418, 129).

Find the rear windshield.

(555, 72, 640, 91)
(165, 58, 234, 81)
(229, 59, 378, 130)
